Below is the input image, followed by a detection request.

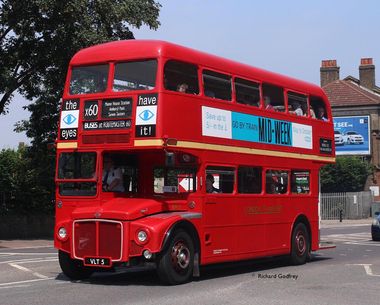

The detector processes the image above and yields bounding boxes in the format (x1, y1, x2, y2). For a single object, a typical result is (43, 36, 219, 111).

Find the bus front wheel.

(290, 223, 310, 265)
(156, 229, 194, 285)
(58, 250, 93, 280)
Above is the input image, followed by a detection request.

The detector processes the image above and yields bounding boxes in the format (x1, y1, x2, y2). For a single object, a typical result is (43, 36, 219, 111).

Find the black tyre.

(289, 223, 310, 265)
(156, 230, 194, 285)
(58, 250, 94, 280)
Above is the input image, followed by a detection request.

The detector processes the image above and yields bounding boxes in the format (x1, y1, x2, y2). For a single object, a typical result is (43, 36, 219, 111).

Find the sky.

(1, 0, 380, 149)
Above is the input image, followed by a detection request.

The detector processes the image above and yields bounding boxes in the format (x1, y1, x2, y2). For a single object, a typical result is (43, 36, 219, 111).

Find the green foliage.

(0, 0, 161, 113)
(320, 156, 373, 193)
(0, 0, 161, 214)
(0, 146, 54, 215)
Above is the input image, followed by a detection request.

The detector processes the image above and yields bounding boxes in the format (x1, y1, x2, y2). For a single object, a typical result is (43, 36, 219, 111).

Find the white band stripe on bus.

(134, 139, 335, 163)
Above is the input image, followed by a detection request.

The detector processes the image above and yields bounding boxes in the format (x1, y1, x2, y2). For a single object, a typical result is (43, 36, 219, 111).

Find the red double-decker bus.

(55, 40, 335, 284)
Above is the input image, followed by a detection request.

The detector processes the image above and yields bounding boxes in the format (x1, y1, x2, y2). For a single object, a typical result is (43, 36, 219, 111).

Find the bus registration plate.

(84, 257, 112, 267)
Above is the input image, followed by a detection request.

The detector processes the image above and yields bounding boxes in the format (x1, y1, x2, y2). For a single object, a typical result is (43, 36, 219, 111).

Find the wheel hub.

(171, 241, 190, 270)
(296, 231, 306, 255)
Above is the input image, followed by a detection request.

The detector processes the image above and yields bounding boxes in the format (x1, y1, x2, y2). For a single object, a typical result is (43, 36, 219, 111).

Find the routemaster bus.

(55, 40, 335, 285)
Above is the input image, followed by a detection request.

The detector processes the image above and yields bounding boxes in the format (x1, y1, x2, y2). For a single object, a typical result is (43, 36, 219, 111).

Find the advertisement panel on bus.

(333, 116, 370, 155)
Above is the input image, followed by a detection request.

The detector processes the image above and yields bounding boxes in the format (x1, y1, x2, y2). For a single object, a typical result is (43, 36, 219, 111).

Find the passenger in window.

(206, 174, 220, 193)
(300, 103, 308, 117)
(264, 96, 274, 110)
(317, 106, 328, 121)
(102, 157, 125, 192)
(290, 102, 303, 116)
(267, 172, 287, 194)
(310, 107, 316, 118)
(205, 90, 215, 98)
(177, 83, 189, 93)
(247, 95, 259, 107)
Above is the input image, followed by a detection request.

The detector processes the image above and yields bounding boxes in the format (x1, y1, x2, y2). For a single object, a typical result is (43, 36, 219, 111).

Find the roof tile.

(323, 80, 380, 106)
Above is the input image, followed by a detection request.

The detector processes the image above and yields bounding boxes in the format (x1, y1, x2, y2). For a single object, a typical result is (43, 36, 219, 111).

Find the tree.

(320, 156, 373, 193)
(0, 0, 161, 114)
(0, 0, 161, 214)
(0, 146, 51, 215)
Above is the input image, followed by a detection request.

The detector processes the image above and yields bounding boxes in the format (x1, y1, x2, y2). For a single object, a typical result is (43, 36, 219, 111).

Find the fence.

(320, 191, 373, 220)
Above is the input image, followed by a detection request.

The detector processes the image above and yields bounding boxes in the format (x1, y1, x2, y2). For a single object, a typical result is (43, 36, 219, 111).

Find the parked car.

(334, 130, 345, 145)
(343, 131, 364, 144)
(372, 212, 380, 241)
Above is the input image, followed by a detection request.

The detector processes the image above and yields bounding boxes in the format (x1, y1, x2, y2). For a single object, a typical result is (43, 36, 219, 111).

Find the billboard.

(333, 116, 370, 155)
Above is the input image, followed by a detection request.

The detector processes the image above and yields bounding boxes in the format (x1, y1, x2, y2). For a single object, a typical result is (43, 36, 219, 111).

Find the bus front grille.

(73, 220, 123, 261)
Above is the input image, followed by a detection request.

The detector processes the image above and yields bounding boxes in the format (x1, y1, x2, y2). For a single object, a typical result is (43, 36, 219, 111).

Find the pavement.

(0, 239, 53, 249)
(320, 218, 372, 228)
(0, 219, 373, 249)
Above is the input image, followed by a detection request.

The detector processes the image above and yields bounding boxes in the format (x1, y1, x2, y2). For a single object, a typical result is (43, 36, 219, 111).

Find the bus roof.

(70, 40, 326, 98)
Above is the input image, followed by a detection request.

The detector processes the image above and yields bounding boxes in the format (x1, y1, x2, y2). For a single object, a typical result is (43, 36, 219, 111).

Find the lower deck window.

(238, 167, 262, 194)
(154, 168, 197, 194)
(59, 182, 97, 196)
(102, 153, 138, 193)
(291, 170, 310, 194)
(266, 170, 288, 194)
(206, 166, 235, 194)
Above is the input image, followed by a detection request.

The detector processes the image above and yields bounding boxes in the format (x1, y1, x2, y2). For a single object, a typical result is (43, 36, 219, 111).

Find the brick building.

(321, 58, 380, 191)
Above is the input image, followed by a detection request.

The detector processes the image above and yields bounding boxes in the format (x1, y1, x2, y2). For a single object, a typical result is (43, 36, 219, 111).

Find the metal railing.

(320, 191, 373, 220)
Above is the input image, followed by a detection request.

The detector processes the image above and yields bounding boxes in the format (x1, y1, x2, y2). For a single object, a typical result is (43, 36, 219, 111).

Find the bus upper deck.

(58, 40, 334, 162)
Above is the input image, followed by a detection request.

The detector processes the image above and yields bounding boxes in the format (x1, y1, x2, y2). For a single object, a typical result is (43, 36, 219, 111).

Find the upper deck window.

(262, 83, 285, 112)
(235, 78, 260, 107)
(113, 59, 157, 91)
(310, 96, 328, 121)
(164, 60, 199, 94)
(203, 70, 232, 101)
(69, 64, 108, 95)
(288, 91, 307, 116)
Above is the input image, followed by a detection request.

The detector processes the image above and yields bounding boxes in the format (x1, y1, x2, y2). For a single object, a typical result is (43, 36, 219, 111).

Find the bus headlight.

(137, 230, 148, 243)
(58, 227, 68, 240)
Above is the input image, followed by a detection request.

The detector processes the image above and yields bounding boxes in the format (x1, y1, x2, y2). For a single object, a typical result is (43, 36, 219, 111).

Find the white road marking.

(0, 277, 55, 287)
(0, 252, 56, 256)
(344, 241, 380, 247)
(0, 258, 58, 265)
(346, 264, 380, 277)
(0, 258, 44, 264)
(9, 263, 52, 279)
(0, 284, 30, 290)
(324, 233, 373, 244)
(323, 232, 380, 247)
(32, 272, 50, 279)
(0, 245, 53, 250)
(9, 263, 31, 272)
(326, 232, 370, 239)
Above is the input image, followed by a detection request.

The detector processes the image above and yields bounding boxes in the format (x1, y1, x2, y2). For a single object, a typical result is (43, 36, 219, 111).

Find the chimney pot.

(322, 60, 337, 68)
(361, 58, 373, 65)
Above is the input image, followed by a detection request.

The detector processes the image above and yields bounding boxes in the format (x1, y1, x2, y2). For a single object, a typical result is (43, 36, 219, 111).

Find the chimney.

(320, 60, 340, 87)
(359, 58, 375, 90)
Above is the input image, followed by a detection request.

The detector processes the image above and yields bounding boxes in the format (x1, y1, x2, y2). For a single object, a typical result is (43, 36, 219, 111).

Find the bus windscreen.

(69, 64, 109, 95)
